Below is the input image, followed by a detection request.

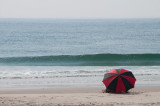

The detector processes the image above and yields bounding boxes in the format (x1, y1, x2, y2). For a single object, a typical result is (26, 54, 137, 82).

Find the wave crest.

(0, 53, 160, 66)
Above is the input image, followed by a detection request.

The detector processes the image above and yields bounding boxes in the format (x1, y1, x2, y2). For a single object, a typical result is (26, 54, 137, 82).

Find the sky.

(0, 0, 160, 19)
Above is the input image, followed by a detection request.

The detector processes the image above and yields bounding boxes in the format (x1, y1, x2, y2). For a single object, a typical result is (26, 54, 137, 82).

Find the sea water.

(0, 18, 160, 89)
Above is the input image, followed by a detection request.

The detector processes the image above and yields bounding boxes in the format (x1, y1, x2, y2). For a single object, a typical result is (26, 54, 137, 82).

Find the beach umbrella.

(102, 69, 136, 93)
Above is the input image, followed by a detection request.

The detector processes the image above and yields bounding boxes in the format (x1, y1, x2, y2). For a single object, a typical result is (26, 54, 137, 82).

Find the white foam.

(0, 66, 160, 89)
(0, 66, 160, 79)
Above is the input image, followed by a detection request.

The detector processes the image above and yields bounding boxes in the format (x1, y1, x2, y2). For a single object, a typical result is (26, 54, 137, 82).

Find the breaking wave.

(0, 53, 160, 66)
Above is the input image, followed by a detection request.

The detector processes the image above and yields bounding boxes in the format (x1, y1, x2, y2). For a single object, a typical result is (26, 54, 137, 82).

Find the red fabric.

(107, 69, 118, 74)
(116, 76, 126, 93)
(121, 75, 136, 87)
(102, 75, 118, 88)
(120, 69, 130, 74)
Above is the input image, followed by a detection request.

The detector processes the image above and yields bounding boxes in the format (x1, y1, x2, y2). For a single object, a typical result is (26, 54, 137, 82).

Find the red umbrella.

(102, 69, 136, 93)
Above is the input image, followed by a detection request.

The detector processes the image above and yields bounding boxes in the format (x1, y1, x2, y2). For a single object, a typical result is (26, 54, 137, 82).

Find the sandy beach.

(0, 86, 160, 106)
(0, 18, 160, 106)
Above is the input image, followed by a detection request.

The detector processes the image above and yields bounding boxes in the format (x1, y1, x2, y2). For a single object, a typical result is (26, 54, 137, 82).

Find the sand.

(0, 86, 160, 106)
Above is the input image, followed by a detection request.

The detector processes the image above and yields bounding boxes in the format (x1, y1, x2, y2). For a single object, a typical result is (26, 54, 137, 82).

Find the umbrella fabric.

(102, 69, 136, 93)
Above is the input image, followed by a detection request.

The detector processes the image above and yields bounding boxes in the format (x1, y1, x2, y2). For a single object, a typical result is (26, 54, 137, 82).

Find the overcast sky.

(0, 0, 160, 19)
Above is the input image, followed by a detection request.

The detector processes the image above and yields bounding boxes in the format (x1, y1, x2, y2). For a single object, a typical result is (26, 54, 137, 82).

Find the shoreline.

(0, 86, 160, 94)
(0, 86, 160, 106)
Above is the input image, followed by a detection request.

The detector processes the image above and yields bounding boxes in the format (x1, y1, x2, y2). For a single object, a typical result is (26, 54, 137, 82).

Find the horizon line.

(0, 17, 160, 20)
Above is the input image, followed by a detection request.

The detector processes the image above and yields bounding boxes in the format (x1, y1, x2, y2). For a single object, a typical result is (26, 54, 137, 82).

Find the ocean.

(0, 18, 160, 89)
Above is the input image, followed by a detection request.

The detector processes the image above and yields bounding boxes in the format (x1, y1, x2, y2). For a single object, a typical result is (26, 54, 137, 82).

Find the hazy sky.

(0, 0, 160, 19)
